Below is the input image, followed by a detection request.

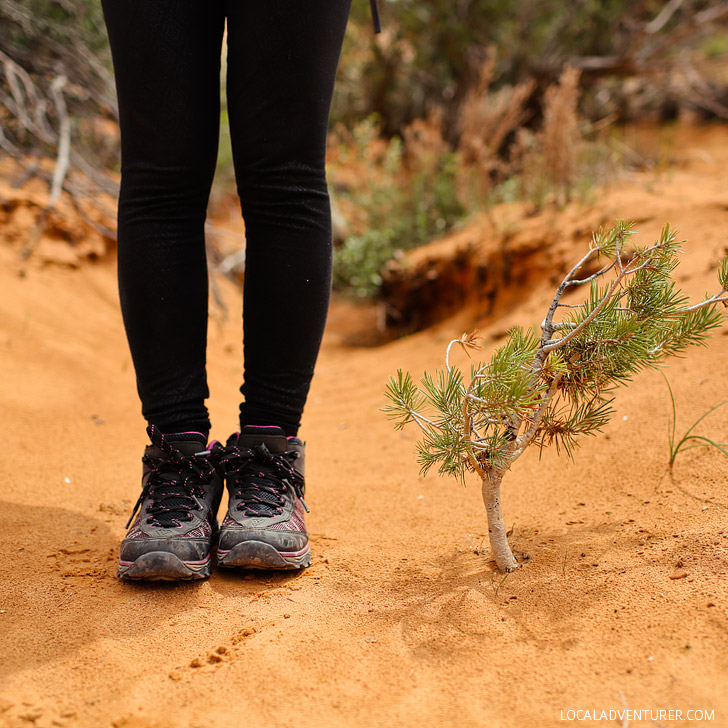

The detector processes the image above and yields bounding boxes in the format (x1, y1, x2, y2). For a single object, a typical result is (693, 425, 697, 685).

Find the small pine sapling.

(384, 221, 728, 572)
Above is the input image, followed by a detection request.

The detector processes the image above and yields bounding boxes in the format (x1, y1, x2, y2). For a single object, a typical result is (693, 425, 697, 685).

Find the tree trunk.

(481, 471, 518, 572)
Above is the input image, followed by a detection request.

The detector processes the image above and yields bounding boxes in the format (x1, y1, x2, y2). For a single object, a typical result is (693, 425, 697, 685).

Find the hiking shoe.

(215, 425, 311, 570)
(118, 426, 223, 581)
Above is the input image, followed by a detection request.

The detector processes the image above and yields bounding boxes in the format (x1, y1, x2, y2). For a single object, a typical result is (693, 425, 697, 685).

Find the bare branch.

(695, 2, 728, 25)
(445, 338, 460, 372)
(445, 332, 482, 372)
(48, 75, 70, 209)
(462, 397, 487, 480)
(512, 373, 563, 456)
(540, 247, 599, 340)
(670, 291, 728, 315)
(411, 410, 441, 432)
(645, 0, 685, 35)
(543, 276, 622, 352)
(565, 259, 617, 287)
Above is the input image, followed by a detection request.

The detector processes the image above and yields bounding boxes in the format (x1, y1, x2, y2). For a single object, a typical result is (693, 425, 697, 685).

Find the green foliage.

(700, 32, 728, 60)
(719, 258, 728, 290)
(385, 366, 472, 482)
(533, 396, 614, 458)
(470, 327, 544, 422)
(384, 369, 428, 431)
(332, 227, 398, 298)
(335, 0, 683, 135)
(331, 116, 466, 297)
(662, 373, 728, 467)
(384, 329, 546, 480)
(555, 225, 713, 382)
(385, 221, 728, 481)
(416, 424, 474, 480)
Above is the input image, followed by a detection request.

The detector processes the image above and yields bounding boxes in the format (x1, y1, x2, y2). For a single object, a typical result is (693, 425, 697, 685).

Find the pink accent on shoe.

(118, 554, 212, 568)
(279, 545, 310, 558)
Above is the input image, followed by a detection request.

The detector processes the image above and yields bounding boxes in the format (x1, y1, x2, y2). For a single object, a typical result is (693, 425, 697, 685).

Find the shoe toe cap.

(218, 527, 307, 555)
(119, 537, 211, 564)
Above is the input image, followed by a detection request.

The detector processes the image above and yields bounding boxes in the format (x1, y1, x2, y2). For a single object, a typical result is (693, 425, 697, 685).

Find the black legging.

(101, 0, 352, 438)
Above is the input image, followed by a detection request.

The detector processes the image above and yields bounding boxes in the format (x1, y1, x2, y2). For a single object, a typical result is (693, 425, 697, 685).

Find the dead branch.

(48, 75, 70, 209)
(645, 0, 685, 35)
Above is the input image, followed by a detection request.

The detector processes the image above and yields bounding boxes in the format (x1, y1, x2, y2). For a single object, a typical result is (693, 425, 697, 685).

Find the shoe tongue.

(160, 432, 208, 457)
(237, 425, 288, 453)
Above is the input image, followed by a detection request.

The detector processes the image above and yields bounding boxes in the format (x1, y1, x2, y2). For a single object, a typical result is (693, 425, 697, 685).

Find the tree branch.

(512, 373, 563, 456)
(543, 276, 622, 352)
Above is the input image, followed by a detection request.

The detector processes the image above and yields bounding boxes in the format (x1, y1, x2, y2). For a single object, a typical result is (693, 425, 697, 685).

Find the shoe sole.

(217, 541, 312, 570)
(117, 551, 212, 581)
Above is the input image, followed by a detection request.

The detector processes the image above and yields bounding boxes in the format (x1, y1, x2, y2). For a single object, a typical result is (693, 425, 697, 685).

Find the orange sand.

(1, 124, 727, 728)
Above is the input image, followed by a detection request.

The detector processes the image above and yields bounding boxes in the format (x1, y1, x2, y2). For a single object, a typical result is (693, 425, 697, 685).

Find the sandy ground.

(1, 125, 728, 728)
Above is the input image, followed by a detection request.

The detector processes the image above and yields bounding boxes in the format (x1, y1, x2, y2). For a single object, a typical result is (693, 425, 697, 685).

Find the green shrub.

(331, 116, 466, 297)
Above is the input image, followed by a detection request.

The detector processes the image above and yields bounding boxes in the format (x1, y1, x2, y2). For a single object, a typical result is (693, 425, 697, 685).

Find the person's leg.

(102, 0, 226, 439)
(102, 1, 226, 580)
(224, 0, 352, 436)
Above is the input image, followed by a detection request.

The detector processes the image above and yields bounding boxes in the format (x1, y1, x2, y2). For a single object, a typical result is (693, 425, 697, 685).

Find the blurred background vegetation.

(3, 0, 728, 294)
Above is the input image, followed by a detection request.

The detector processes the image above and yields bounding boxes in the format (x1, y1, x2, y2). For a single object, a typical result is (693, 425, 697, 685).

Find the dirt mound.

(380, 204, 615, 333)
(1, 124, 728, 728)
(0, 159, 116, 268)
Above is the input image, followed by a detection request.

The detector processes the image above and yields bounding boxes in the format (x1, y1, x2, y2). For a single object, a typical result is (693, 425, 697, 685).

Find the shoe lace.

(126, 426, 216, 529)
(214, 441, 308, 518)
